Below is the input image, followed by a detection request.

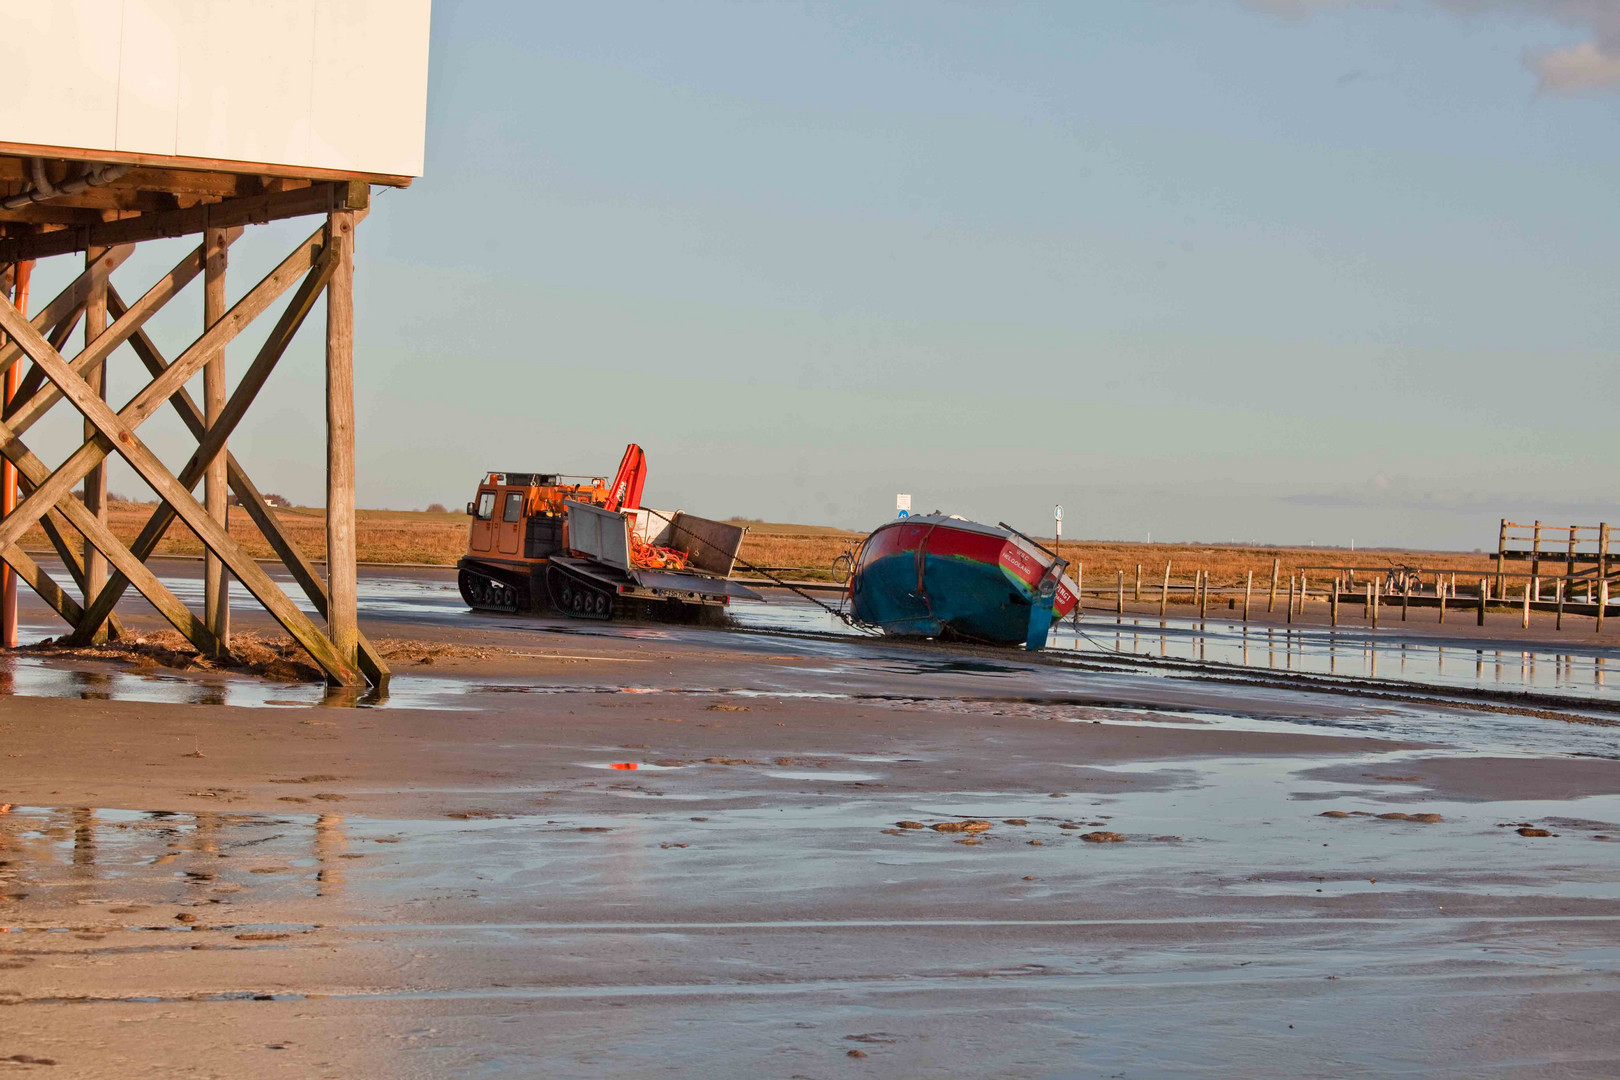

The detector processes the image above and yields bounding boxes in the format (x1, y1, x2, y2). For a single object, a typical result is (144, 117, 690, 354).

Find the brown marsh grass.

(17, 507, 1497, 597)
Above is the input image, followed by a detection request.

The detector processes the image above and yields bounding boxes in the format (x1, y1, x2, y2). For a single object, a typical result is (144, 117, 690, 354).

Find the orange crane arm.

(605, 443, 647, 512)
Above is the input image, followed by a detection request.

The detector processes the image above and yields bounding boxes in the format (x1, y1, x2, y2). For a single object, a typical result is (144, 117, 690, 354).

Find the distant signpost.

(897, 493, 911, 519)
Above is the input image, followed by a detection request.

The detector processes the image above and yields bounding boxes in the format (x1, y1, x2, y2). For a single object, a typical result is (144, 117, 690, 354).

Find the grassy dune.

(20, 505, 1498, 596)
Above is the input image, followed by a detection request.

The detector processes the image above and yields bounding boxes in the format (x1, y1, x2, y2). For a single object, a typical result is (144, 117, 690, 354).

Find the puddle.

(0, 657, 473, 710)
(579, 761, 685, 771)
(1050, 616, 1618, 702)
(763, 770, 883, 782)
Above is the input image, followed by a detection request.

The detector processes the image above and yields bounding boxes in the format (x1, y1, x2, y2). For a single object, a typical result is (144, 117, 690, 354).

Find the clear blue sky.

(34, 0, 1620, 550)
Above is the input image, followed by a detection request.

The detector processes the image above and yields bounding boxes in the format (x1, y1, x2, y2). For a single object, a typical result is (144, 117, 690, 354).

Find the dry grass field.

(18, 505, 1499, 598)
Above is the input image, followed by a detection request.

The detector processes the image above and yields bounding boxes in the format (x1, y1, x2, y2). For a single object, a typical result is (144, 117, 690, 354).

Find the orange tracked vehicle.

(457, 444, 759, 620)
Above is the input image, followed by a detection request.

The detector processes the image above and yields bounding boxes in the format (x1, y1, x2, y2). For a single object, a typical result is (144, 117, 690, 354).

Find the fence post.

(1496, 518, 1507, 598)
(1287, 576, 1295, 624)
(1600, 524, 1610, 635)
(1244, 571, 1252, 622)
(1199, 571, 1208, 622)
(1531, 520, 1542, 599)
(1299, 574, 1309, 614)
(1075, 563, 1083, 615)
(1477, 578, 1487, 627)
(1438, 577, 1446, 624)
(1522, 580, 1531, 630)
(1160, 561, 1170, 618)
(1363, 582, 1371, 620)
(1556, 578, 1564, 631)
(1134, 563, 1142, 602)
(1268, 558, 1280, 612)
(1116, 570, 1124, 617)
(1372, 580, 1379, 630)
(1330, 577, 1339, 627)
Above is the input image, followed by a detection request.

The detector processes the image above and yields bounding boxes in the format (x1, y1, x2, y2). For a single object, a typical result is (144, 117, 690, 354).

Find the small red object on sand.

(609, 762, 638, 770)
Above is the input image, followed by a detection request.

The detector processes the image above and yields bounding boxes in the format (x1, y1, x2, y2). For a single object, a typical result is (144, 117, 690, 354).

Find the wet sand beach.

(2, 564, 1617, 1077)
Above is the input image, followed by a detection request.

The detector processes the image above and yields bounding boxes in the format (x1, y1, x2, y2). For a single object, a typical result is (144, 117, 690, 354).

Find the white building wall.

(3, 0, 431, 177)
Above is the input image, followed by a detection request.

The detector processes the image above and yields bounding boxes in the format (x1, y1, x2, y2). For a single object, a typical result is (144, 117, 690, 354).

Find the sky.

(24, 0, 1620, 550)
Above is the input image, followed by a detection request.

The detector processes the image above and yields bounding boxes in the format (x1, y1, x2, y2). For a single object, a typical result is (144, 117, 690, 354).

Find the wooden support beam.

(80, 283, 386, 684)
(325, 209, 359, 670)
(0, 182, 365, 264)
(15, 472, 126, 640)
(0, 414, 221, 654)
(0, 543, 86, 628)
(0, 286, 362, 685)
(82, 246, 109, 642)
(0, 244, 131, 376)
(203, 226, 229, 651)
(0, 229, 322, 561)
(72, 253, 328, 618)
(0, 142, 411, 190)
(3, 235, 228, 438)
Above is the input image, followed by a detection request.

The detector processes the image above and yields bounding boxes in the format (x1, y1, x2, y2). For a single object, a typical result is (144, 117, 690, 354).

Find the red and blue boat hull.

(849, 516, 1078, 649)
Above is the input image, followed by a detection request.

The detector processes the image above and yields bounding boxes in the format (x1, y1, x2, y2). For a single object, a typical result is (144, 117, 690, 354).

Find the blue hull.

(850, 551, 1034, 644)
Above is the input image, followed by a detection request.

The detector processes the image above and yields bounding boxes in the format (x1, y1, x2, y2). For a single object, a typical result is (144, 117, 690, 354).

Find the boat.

(848, 514, 1079, 650)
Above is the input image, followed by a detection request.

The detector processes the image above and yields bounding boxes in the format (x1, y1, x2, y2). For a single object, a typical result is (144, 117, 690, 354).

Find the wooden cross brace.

(0, 223, 385, 687)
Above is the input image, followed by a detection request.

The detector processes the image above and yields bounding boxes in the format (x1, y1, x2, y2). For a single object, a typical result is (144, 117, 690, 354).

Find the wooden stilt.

(1, 259, 26, 648)
(203, 226, 230, 652)
(325, 208, 359, 670)
(0, 245, 132, 377)
(81, 246, 109, 642)
(1243, 570, 1252, 621)
(1268, 558, 1279, 612)
(0, 284, 361, 684)
(0, 162, 384, 687)
(88, 282, 387, 685)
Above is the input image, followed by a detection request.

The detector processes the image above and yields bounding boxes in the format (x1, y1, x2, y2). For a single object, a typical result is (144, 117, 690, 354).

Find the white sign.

(1053, 505, 1063, 522)
(896, 493, 911, 519)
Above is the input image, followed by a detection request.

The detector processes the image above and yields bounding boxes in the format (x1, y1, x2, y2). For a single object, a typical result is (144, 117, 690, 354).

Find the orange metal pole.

(1, 260, 27, 647)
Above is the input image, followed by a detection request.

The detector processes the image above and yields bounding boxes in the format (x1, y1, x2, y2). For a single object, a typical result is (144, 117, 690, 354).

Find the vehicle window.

(503, 492, 525, 523)
(475, 492, 495, 520)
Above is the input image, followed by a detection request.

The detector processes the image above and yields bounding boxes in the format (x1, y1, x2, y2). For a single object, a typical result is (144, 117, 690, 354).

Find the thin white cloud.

(1527, 39, 1620, 92)
(1246, 0, 1620, 93)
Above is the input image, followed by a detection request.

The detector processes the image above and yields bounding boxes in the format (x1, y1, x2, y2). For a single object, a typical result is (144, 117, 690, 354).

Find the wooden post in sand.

(1116, 571, 1124, 617)
(1134, 563, 1142, 602)
(1330, 577, 1339, 626)
(1160, 562, 1171, 617)
(1477, 578, 1488, 627)
(1075, 563, 1083, 615)
(1363, 582, 1371, 620)
(1372, 580, 1380, 630)
(1599, 524, 1610, 635)
(1286, 576, 1295, 624)
(1298, 574, 1308, 615)
(1438, 578, 1446, 624)
(1199, 571, 1208, 622)
(1268, 558, 1280, 612)
(1243, 571, 1252, 622)
(1556, 578, 1564, 630)
(1522, 580, 1531, 630)
(1402, 579, 1410, 621)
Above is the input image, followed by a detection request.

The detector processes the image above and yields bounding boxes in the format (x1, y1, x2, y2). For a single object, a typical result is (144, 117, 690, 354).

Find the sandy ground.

(1, 565, 1617, 1078)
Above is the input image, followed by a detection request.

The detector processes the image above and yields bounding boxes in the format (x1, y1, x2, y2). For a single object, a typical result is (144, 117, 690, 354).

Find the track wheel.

(571, 589, 586, 615)
(594, 592, 609, 617)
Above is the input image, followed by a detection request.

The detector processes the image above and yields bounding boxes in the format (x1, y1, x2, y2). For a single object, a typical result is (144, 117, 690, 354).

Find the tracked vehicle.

(456, 444, 759, 620)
